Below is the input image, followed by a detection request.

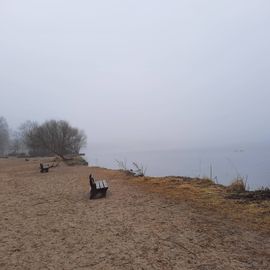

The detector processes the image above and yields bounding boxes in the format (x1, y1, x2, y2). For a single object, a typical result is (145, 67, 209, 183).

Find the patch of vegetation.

(131, 162, 147, 177)
(227, 176, 247, 193)
(115, 159, 147, 177)
(127, 174, 270, 233)
(226, 187, 270, 201)
(64, 156, 88, 166)
(115, 159, 128, 171)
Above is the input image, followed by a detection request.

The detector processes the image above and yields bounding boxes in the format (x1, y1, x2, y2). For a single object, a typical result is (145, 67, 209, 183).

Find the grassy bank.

(124, 174, 270, 233)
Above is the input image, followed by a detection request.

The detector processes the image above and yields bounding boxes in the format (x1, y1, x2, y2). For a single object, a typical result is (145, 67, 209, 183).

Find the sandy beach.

(0, 158, 269, 270)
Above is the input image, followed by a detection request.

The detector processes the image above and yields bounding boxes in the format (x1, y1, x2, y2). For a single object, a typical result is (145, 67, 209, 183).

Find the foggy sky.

(1, 0, 270, 149)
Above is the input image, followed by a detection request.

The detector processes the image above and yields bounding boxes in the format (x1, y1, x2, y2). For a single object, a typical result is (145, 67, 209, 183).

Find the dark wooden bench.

(40, 163, 50, 173)
(89, 174, 108, 199)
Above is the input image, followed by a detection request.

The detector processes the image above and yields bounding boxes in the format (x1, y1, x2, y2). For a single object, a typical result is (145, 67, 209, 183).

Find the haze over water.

(1, 1, 270, 190)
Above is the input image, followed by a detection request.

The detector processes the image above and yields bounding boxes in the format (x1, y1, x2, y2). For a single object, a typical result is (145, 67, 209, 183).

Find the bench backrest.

(89, 174, 96, 188)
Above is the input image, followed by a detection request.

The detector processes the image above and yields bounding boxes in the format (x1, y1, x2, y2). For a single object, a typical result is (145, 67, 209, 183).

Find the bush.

(64, 156, 88, 166)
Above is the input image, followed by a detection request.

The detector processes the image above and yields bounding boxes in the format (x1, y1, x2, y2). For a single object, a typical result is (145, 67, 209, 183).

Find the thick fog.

(1, 0, 270, 150)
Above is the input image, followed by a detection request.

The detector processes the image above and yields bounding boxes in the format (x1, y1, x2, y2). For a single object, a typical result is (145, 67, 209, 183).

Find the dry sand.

(0, 158, 269, 270)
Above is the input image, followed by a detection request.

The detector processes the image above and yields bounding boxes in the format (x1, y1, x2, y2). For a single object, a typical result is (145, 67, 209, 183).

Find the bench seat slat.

(96, 180, 108, 190)
(98, 181, 104, 189)
(102, 180, 108, 188)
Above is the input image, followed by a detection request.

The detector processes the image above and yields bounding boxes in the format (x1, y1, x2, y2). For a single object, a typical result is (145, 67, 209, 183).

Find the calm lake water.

(85, 144, 270, 190)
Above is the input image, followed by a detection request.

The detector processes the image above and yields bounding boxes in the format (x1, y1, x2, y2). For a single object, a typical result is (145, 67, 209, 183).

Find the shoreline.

(84, 145, 270, 190)
(0, 157, 269, 269)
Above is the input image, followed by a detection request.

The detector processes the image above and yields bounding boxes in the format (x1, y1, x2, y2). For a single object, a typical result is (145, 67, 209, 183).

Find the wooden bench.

(89, 174, 108, 199)
(40, 163, 50, 173)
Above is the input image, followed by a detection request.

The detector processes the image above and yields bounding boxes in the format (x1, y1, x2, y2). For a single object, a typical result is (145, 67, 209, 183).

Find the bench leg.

(90, 190, 108, 199)
(101, 190, 107, 198)
(90, 190, 96, 199)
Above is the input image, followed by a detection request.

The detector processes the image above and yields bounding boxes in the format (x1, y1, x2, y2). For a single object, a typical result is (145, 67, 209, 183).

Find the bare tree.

(0, 117, 10, 155)
(20, 121, 45, 156)
(9, 130, 28, 155)
(22, 120, 87, 159)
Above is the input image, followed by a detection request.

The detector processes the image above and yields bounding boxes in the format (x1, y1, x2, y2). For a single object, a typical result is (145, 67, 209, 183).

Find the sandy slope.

(0, 158, 269, 270)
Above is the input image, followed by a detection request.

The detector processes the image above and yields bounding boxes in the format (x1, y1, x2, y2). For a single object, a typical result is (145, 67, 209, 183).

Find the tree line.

(0, 117, 87, 159)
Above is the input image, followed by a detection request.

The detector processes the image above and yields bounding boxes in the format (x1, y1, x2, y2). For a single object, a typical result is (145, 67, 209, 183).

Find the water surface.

(85, 144, 270, 190)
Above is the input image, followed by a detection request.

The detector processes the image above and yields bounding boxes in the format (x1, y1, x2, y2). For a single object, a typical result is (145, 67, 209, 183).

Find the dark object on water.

(89, 174, 108, 199)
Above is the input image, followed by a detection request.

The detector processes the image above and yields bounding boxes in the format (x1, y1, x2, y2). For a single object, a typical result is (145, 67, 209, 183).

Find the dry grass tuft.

(227, 177, 247, 193)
